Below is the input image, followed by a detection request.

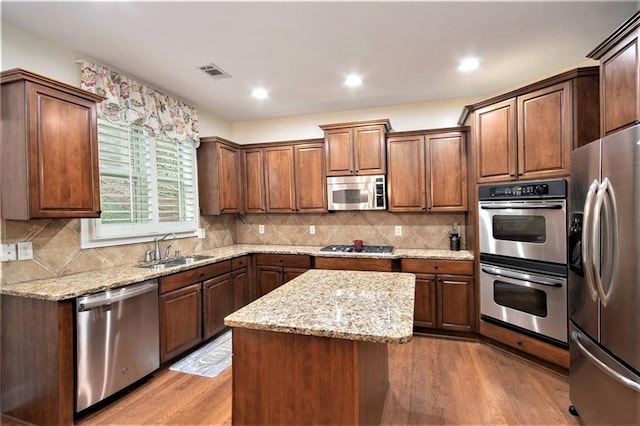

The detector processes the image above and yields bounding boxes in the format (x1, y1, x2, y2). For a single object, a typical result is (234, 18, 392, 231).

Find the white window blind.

(82, 119, 198, 247)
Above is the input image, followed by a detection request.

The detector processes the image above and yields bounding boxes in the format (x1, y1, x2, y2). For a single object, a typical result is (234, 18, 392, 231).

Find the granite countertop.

(0, 244, 473, 301)
(224, 269, 415, 344)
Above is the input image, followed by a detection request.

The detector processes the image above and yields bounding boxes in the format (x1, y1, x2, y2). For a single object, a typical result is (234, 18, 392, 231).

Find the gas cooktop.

(319, 245, 394, 254)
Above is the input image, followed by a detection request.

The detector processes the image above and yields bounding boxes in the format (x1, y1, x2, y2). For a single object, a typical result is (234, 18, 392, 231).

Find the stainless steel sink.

(137, 255, 211, 270)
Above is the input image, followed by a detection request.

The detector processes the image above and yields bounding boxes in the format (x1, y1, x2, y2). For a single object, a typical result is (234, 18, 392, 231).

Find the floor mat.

(169, 330, 232, 378)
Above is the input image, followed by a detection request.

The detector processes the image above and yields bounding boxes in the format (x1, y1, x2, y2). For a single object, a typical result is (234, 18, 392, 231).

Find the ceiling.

(2, 1, 637, 123)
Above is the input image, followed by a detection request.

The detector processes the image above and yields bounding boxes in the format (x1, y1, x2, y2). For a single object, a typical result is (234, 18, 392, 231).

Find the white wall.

(231, 96, 484, 144)
(0, 21, 232, 139)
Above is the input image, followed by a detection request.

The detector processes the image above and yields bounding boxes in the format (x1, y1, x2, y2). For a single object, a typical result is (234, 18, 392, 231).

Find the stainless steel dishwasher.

(76, 279, 159, 412)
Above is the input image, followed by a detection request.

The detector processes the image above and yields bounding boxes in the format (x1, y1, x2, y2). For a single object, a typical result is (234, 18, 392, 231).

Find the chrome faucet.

(154, 233, 175, 260)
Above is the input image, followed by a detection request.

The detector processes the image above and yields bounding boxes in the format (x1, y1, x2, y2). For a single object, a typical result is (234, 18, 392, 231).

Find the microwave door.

(329, 184, 372, 210)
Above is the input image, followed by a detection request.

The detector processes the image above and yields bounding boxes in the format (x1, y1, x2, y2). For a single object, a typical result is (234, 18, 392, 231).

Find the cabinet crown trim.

(319, 118, 391, 131)
(587, 10, 640, 59)
(1, 68, 105, 102)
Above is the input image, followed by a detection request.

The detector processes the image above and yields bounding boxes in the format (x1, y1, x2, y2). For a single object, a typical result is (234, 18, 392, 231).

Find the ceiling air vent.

(198, 63, 231, 80)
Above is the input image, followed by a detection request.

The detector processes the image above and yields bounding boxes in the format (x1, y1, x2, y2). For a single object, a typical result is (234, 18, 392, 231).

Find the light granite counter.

(225, 269, 415, 344)
(0, 244, 472, 301)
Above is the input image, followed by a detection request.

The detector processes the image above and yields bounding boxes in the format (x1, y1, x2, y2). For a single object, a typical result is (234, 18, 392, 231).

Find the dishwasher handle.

(78, 281, 157, 311)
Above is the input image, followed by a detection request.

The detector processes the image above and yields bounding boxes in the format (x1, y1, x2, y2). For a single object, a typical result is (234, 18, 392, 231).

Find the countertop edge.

(1, 244, 473, 300)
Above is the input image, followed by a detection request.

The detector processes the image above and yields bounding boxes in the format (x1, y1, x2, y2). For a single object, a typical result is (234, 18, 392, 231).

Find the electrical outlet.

(197, 228, 206, 239)
(309, 225, 316, 235)
(258, 225, 265, 234)
(395, 226, 403, 236)
(17, 242, 33, 260)
(1, 243, 17, 262)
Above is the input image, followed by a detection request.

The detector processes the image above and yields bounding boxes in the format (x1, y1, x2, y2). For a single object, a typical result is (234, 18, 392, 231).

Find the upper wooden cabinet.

(588, 11, 640, 136)
(243, 147, 266, 213)
(468, 67, 600, 183)
(320, 119, 390, 176)
(263, 141, 326, 213)
(387, 128, 468, 212)
(197, 137, 243, 215)
(1, 68, 104, 220)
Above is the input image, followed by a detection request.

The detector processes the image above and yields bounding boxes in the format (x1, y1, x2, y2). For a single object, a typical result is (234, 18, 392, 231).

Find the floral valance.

(79, 61, 199, 144)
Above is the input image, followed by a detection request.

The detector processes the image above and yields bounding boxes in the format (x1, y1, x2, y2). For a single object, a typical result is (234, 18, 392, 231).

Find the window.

(81, 119, 198, 248)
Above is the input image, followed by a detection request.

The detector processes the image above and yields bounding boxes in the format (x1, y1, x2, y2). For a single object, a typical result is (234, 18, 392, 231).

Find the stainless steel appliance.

(568, 124, 640, 424)
(478, 179, 568, 346)
(319, 244, 394, 254)
(76, 280, 159, 412)
(327, 175, 386, 211)
(478, 180, 567, 265)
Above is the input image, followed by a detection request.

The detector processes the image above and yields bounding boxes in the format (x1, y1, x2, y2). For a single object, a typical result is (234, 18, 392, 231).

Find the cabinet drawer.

(401, 259, 473, 275)
(232, 255, 249, 270)
(255, 254, 311, 268)
(159, 260, 232, 294)
(315, 257, 394, 272)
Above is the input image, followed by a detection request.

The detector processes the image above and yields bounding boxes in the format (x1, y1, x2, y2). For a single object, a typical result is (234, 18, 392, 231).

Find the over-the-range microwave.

(327, 175, 386, 211)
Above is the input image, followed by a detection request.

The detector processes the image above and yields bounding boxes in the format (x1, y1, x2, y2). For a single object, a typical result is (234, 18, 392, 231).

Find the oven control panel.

(478, 179, 566, 200)
(490, 183, 548, 197)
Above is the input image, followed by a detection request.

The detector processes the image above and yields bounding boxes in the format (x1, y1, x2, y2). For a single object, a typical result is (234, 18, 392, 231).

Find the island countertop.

(224, 269, 415, 344)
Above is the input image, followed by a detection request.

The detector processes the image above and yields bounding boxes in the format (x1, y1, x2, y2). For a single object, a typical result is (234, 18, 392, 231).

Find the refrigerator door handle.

(572, 330, 640, 393)
(592, 178, 612, 307)
(600, 178, 619, 303)
(582, 179, 600, 302)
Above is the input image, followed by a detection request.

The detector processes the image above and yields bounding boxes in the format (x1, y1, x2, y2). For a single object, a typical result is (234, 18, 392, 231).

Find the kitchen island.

(224, 269, 415, 425)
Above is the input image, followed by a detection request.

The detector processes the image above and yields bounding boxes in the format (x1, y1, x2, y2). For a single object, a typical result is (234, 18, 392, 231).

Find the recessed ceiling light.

(458, 58, 479, 72)
(345, 74, 363, 87)
(252, 88, 268, 99)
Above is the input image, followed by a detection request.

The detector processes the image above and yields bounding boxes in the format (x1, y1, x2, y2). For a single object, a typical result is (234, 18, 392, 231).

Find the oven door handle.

(479, 204, 564, 210)
(481, 266, 564, 287)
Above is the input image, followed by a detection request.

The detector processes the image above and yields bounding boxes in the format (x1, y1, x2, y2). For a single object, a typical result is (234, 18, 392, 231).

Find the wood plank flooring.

(76, 335, 578, 425)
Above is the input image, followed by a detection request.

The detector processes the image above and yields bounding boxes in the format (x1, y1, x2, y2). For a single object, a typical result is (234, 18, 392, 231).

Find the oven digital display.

(492, 215, 546, 243)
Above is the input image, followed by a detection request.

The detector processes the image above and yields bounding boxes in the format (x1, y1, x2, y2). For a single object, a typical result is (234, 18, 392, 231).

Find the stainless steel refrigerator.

(568, 124, 640, 424)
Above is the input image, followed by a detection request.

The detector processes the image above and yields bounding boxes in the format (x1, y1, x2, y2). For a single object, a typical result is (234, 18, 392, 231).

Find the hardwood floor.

(75, 335, 578, 425)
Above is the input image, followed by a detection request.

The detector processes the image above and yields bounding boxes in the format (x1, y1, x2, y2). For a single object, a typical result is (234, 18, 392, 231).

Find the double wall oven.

(478, 179, 568, 347)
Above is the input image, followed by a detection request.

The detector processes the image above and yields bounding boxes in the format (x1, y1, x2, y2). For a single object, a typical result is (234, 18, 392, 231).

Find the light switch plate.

(197, 228, 206, 239)
(17, 242, 33, 260)
(309, 225, 316, 235)
(1, 243, 17, 262)
(395, 226, 402, 236)
(258, 225, 265, 234)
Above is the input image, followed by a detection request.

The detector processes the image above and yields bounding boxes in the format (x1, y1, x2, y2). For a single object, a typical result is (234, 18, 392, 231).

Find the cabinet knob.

(516, 340, 523, 346)
(434, 265, 438, 269)
(510, 173, 516, 177)
(96, 210, 102, 215)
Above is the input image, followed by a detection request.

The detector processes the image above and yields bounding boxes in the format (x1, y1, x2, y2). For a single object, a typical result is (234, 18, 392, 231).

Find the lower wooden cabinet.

(203, 275, 234, 340)
(159, 283, 203, 363)
(401, 259, 475, 332)
(255, 254, 311, 297)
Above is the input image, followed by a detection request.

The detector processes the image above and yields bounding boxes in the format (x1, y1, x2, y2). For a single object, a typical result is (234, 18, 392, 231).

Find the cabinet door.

(387, 135, 426, 212)
(517, 82, 571, 180)
(203, 274, 234, 340)
(283, 267, 308, 283)
(244, 148, 266, 213)
(28, 83, 101, 217)
(437, 274, 474, 332)
(232, 267, 249, 311)
(426, 132, 467, 211)
(601, 32, 639, 135)
(217, 143, 243, 213)
(294, 143, 326, 213)
(414, 274, 437, 328)
(325, 128, 354, 176)
(159, 283, 202, 362)
(474, 98, 517, 183)
(257, 265, 283, 297)
(353, 125, 386, 175)
(264, 145, 296, 213)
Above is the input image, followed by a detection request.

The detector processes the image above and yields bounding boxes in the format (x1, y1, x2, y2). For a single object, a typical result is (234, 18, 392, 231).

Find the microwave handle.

(480, 204, 563, 210)
(481, 266, 563, 287)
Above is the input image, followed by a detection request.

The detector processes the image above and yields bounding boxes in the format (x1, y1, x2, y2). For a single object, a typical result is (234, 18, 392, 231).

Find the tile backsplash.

(1, 211, 465, 285)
